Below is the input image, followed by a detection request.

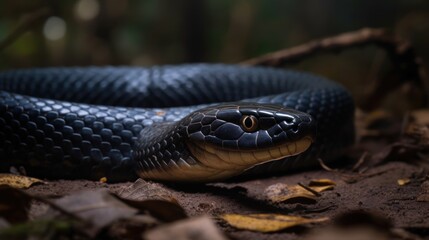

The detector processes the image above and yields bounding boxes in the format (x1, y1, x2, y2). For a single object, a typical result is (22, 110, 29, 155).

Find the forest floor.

(25, 160, 429, 240)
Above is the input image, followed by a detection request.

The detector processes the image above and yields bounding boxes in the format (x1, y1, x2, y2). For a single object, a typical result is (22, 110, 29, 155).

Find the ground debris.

(302, 210, 426, 240)
(263, 179, 336, 205)
(264, 183, 317, 204)
(144, 216, 227, 240)
(107, 215, 160, 239)
(0, 174, 45, 189)
(117, 178, 178, 202)
(221, 213, 328, 233)
(397, 178, 411, 186)
(0, 186, 190, 239)
(308, 179, 336, 192)
(48, 189, 139, 237)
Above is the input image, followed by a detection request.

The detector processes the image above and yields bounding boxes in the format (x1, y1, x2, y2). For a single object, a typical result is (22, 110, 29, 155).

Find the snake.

(0, 64, 354, 182)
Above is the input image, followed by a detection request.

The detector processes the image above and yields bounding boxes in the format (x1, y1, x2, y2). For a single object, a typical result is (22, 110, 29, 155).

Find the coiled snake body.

(0, 64, 354, 182)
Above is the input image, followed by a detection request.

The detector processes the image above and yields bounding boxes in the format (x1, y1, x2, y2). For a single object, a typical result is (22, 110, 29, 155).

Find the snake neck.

(132, 122, 238, 181)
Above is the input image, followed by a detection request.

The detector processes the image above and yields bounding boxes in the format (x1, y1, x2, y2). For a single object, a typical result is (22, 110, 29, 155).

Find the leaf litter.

(221, 213, 328, 233)
(0, 174, 45, 189)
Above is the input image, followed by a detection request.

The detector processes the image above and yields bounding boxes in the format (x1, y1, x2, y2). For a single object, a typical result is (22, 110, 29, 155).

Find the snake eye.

(240, 115, 258, 132)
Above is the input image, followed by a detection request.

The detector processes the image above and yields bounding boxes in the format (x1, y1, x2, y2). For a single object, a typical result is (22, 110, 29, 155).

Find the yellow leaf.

(397, 178, 410, 186)
(221, 213, 328, 232)
(310, 185, 335, 192)
(0, 174, 45, 189)
(308, 179, 336, 186)
(308, 179, 336, 192)
(99, 177, 107, 183)
(265, 183, 316, 204)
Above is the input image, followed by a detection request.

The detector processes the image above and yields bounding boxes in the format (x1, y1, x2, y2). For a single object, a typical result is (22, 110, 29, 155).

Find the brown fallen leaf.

(50, 189, 138, 237)
(0, 174, 45, 189)
(308, 179, 336, 192)
(117, 179, 177, 202)
(303, 210, 393, 240)
(221, 213, 328, 232)
(310, 185, 335, 193)
(309, 179, 336, 187)
(265, 183, 317, 204)
(0, 186, 32, 224)
(108, 215, 160, 239)
(117, 198, 187, 222)
(144, 216, 227, 240)
(303, 225, 390, 240)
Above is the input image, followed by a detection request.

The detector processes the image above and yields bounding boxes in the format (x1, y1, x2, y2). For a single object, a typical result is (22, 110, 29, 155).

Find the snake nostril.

(291, 125, 299, 133)
(285, 118, 293, 124)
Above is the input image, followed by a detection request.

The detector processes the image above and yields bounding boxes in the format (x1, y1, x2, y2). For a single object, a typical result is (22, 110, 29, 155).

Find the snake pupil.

(245, 118, 252, 127)
(241, 115, 258, 132)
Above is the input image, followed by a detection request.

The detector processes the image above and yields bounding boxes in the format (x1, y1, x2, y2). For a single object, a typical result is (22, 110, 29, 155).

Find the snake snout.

(276, 111, 316, 143)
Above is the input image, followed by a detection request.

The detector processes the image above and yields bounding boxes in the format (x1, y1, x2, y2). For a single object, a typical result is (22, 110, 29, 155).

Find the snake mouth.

(187, 136, 314, 171)
(137, 136, 313, 182)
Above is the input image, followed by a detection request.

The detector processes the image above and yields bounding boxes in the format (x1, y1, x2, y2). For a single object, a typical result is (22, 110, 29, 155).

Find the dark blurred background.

(1, 0, 429, 110)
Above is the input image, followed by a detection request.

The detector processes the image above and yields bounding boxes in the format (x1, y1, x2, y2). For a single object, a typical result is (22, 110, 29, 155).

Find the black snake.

(0, 64, 354, 182)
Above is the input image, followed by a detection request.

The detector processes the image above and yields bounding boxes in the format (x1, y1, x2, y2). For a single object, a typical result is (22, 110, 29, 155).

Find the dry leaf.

(310, 185, 335, 192)
(308, 179, 336, 192)
(304, 210, 392, 240)
(221, 213, 328, 232)
(265, 183, 317, 204)
(118, 179, 177, 202)
(108, 215, 160, 239)
(117, 198, 187, 222)
(0, 174, 44, 189)
(144, 216, 227, 240)
(309, 179, 336, 187)
(51, 189, 138, 237)
(397, 178, 410, 186)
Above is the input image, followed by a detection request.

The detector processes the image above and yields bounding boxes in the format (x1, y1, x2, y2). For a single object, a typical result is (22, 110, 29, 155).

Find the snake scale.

(0, 64, 354, 182)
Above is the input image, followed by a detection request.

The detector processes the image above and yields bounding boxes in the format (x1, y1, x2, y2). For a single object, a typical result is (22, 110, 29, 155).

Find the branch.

(241, 28, 429, 110)
(242, 28, 397, 66)
(0, 7, 51, 53)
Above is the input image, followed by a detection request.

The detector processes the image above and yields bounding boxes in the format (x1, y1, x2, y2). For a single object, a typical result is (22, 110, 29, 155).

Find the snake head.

(176, 103, 316, 181)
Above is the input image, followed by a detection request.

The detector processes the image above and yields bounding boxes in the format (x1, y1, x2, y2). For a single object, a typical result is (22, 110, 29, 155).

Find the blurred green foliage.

(0, 0, 428, 110)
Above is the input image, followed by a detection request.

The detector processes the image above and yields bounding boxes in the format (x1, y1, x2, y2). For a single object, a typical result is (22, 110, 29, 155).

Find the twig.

(0, 7, 51, 52)
(317, 158, 338, 172)
(241, 28, 429, 110)
(298, 182, 321, 197)
(352, 151, 368, 172)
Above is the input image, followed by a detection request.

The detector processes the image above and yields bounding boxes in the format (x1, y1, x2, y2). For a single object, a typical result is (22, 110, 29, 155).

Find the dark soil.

(24, 160, 429, 239)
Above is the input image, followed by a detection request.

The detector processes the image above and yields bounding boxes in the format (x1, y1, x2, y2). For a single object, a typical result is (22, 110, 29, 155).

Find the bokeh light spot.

(75, 0, 100, 21)
(43, 16, 66, 41)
